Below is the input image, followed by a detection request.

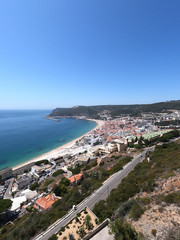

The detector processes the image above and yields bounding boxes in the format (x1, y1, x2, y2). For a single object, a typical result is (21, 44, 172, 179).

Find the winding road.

(34, 149, 150, 240)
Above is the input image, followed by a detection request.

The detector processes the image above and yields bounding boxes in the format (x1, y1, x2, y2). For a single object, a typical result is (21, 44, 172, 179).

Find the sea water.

(0, 110, 96, 169)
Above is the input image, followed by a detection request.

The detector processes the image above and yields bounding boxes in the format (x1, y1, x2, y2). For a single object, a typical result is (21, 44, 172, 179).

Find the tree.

(118, 199, 136, 218)
(68, 234, 75, 240)
(0, 199, 12, 213)
(135, 137, 138, 142)
(72, 165, 81, 175)
(85, 214, 93, 230)
(30, 182, 39, 191)
(81, 180, 91, 194)
(60, 177, 70, 186)
(129, 202, 144, 220)
(109, 219, 138, 240)
(53, 185, 61, 196)
(52, 169, 65, 177)
(129, 142, 135, 148)
(93, 200, 111, 222)
(53, 184, 68, 197)
(78, 226, 86, 238)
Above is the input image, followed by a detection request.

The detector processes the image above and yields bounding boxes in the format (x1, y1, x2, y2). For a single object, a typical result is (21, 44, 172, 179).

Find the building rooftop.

(69, 173, 83, 183)
(34, 194, 58, 210)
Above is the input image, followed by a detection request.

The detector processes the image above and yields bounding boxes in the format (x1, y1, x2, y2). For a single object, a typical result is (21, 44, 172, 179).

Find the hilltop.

(49, 100, 180, 118)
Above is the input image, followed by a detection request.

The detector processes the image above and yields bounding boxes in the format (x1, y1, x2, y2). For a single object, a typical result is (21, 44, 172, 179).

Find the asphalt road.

(34, 150, 148, 240)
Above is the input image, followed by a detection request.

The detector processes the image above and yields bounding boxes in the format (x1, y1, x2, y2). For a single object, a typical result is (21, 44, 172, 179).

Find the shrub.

(30, 182, 39, 191)
(109, 219, 138, 240)
(138, 197, 151, 205)
(1, 227, 7, 234)
(163, 192, 180, 204)
(77, 226, 86, 238)
(69, 234, 75, 240)
(75, 217, 79, 222)
(99, 161, 104, 166)
(52, 169, 65, 177)
(151, 229, 157, 236)
(44, 179, 54, 187)
(129, 202, 144, 221)
(118, 199, 136, 218)
(35, 160, 49, 166)
(0, 199, 12, 213)
(129, 142, 135, 148)
(158, 207, 164, 213)
(95, 218, 99, 224)
(60, 227, 65, 232)
(60, 177, 70, 186)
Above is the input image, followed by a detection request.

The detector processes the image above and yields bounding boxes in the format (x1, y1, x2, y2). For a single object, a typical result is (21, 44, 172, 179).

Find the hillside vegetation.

(93, 141, 180, 239)
(49, 101, 180, 118)
(93, 141, 180, 221)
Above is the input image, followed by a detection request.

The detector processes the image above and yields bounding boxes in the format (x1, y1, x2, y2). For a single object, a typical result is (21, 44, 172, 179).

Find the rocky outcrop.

(129, 203, 180, 239)
(128, 171, 180, 239)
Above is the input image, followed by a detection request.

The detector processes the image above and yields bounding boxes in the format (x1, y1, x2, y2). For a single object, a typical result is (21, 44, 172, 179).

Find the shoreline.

(12, 119, 104, 171)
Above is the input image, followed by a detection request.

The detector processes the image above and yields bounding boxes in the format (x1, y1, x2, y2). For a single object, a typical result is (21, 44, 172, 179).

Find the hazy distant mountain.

(49, 100, 180, 118)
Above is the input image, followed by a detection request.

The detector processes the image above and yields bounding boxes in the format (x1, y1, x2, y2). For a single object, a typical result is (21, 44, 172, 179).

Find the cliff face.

(128, 170, 180, 240)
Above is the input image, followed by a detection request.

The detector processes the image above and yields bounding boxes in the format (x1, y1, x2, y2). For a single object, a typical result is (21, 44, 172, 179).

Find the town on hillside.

(0, 110, 180, 240)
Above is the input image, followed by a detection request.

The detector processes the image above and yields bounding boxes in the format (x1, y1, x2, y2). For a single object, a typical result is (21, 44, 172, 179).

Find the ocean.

(0, 110, 97, 169)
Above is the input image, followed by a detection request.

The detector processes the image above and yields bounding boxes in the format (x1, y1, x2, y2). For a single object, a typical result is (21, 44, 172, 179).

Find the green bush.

(109, 219, 138, 240)
(0, 199, 12, 213)
(129, 202, 144, 221)
(30, 182, 39, 191)
(52, 169, 65, 177)
(129, 142, 135, 148)
(71, 165, 81, 175)
(151, 229, 157, 236)
(44, 179, 54, 187)
(162, 192, 180, 204)
(60, 177, 70, 186)
(99, 161, 104, 166)
(118, 199, 136, 218)
(138, 197, 151, 205)
(35, 160, 49, 166)
(60, 227, 65, 232)
(81, 180, 91, 194)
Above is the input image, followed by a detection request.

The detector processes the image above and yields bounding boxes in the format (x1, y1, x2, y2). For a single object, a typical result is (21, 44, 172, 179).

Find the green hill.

(49, 100, 180, 118)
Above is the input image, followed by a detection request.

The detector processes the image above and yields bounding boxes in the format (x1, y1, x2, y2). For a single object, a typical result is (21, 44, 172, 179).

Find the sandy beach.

(12, 119, 104, 170)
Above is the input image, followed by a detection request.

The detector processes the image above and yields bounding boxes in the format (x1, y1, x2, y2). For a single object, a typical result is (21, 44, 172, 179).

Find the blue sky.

(0, 0, 180, 109)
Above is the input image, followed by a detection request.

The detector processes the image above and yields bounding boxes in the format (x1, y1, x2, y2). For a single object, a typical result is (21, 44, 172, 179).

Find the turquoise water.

(0, 110, 97, 169)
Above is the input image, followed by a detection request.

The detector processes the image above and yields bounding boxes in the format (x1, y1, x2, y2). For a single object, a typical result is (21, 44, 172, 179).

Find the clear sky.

(0, 0, 180, 109)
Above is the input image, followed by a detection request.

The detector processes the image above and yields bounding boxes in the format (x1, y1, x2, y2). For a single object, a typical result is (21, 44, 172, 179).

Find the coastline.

(12, 119, 104, 171)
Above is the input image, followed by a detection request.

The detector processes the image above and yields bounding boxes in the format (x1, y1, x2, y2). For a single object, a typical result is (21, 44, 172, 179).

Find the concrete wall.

(13, 162, 35, 176)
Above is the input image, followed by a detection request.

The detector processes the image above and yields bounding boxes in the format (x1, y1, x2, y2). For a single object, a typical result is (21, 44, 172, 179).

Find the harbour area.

(44, 116, 60, 122)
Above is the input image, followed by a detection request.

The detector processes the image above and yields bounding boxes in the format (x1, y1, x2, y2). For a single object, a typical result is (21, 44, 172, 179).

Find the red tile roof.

(34, 194, 58, 210)
(69, 173, 83, 183)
